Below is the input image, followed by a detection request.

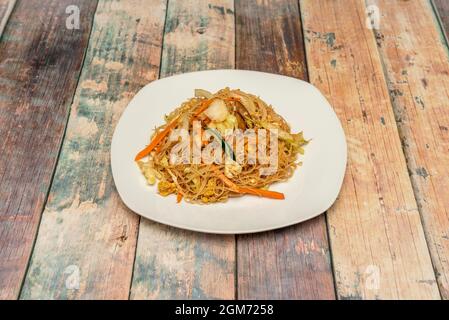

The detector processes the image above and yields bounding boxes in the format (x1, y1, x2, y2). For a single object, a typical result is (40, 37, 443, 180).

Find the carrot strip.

(239, 187, 285, 200)
(176, 192, 183, 203)
(213, 167, 285, 200)
(193, 99, 214, 117)
(154, 143, 164, 153)
(216, 172, 240, 192)
(135, 117, 179, 161)
(190, 99, 215, 124)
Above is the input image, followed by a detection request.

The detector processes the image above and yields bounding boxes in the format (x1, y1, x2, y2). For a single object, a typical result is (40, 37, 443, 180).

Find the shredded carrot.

(176, 192, 183, 203)
(213, 167, 285, 200)
(239, 187, 285, 200)
(190, 99, 215, 124)
(216, 172, 240, 192)
(154, 142, 164, 153)
(135, 117, 179, 161)
(193, 98, 214, 117)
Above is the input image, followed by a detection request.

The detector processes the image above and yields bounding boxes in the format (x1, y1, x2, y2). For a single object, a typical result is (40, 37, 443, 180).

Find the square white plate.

(111, 70, 347, 234)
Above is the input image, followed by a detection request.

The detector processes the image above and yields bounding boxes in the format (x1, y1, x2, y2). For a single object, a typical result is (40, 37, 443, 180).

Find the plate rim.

(111, 69, 347, 234)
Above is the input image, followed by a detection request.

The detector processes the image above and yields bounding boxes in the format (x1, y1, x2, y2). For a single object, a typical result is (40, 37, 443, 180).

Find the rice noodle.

(137, 88, 308, 204)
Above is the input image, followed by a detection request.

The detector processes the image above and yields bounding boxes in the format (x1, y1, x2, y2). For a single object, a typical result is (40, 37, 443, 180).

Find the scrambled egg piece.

(138, 161, 158, 185)
(158, 181, 177, 196)
(160, 156, 169, 167)
(200, 179, 216, 203)
(204, 179, 216, 197)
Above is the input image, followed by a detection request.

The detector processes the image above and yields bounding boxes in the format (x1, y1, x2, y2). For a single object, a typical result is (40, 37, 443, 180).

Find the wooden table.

(1, 0, 448, 300)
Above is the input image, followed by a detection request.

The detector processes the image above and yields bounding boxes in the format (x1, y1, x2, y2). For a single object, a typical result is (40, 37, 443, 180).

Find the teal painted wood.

(0, 0, 98, 300)
(20, 0, 167, 299)
(235, 0, 335, 299)
(0, 0, 16, 36)
(130, 0, 236, 300)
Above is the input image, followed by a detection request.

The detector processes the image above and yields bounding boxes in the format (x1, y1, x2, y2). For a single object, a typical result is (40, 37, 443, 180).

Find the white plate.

(111, 70, 347, 234)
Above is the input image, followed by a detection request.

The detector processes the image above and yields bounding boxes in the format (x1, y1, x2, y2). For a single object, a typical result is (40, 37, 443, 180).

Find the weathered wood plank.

(20, 0, 166, 299)
(0, 0, 16, 36)
(0, 0, 98, 300)
(235, 0, 335, 300)
(130, 0, 235, 300)
(301, 0, 440, 299)
(375, 0, 449, 299)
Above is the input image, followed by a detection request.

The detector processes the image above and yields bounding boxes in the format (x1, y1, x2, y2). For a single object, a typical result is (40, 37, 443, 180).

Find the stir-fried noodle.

(135, 88, 308, 204)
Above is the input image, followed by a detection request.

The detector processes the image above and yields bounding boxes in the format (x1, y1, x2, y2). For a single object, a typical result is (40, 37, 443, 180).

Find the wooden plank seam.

(0, 0, 16, 36)
(366, 0, 443, 299)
